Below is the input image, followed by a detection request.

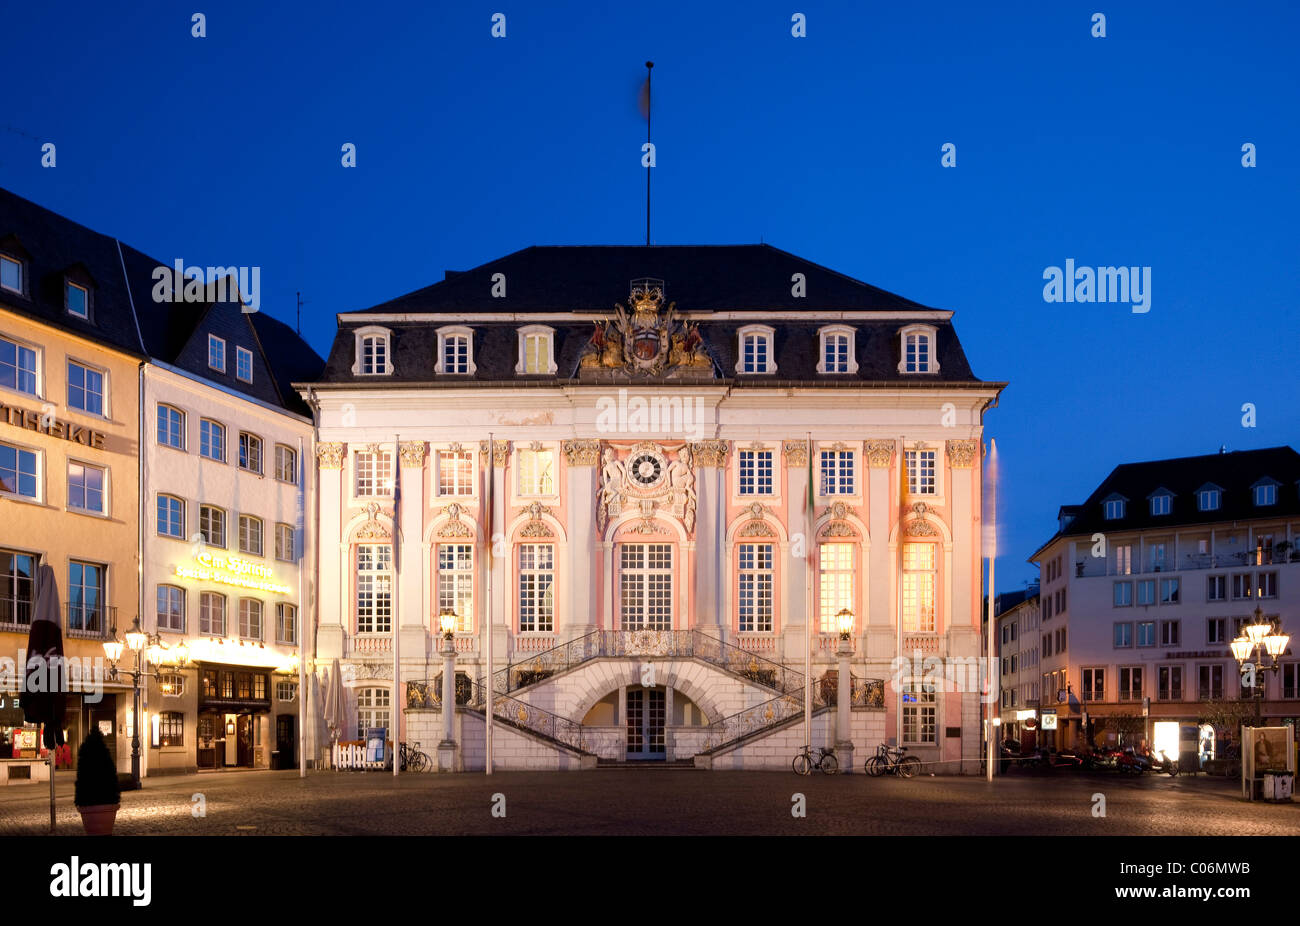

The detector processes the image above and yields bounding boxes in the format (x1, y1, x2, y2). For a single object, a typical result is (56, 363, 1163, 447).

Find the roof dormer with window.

(1195, 483, 1223, 512)
(352, 325, 393, 376)
(1147, 487, 1173, 516)
(816, 325, 858, 374)
(1102, 493, 1127, 520)
(516, 324, 557, 375)
(1251, 477, 1279, 507)
(735, 324, 775, 375)
(436, 326, 476, 375)
(0, 236, 30, 297)
(898, 324, 939, 375)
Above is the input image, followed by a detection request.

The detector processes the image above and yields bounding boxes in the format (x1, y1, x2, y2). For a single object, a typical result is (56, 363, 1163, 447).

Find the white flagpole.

(985, 438, 999, 782)
(804, 433, 812, 750)
(485, 432, 494, 775)
(297, 435, 307, 778)
(392, 436, 401, 778)
(896, 436, 904, 749)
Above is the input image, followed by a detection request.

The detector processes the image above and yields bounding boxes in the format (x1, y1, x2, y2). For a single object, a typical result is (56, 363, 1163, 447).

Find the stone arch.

(342, 509, 400, 546)
(605, 511, 688, 544)
(569, 659, 726, 727)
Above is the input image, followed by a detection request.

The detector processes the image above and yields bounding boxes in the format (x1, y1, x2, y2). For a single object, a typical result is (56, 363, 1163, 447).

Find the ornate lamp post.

(437, 608, 459, 772)
(835, 607, 855, 773)
(1230, 605, 1290, 726)
(103, 616, 191, 790)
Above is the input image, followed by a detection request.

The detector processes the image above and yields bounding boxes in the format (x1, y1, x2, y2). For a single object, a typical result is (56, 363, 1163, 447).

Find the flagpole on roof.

(643, 61, 653, 246)
(392, 435, 401, 778)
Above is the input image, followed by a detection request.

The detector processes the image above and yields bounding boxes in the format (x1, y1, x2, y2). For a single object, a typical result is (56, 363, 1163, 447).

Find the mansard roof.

(1032, 446, 1300, 558)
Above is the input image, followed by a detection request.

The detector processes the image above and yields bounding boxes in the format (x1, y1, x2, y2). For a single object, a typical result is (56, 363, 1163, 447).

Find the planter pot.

(77, 803, 120, 836)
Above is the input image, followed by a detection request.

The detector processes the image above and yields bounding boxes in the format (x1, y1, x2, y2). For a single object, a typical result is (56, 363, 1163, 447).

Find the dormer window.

(1103, 496, 1126, 520)
(352, 326, 392, 376)
(516, 325, 557, 375)
(208, 335, 226, 373)
(1253, 481, 1277, 507)
(1148, 490, 1173, 516)
(817, 326, 858, 374)
(1196, 485, 1222, 512)
(235, 346, 253, 383)
(0, 255, 22, 295)
(65, 281, 89, 319)
(736, 325, 775, 374)
(898, 325, 939, 374)
(436, 326, 475, 375)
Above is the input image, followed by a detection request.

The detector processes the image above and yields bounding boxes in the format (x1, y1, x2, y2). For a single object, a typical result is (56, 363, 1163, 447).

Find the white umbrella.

(323, 658, 343, 766)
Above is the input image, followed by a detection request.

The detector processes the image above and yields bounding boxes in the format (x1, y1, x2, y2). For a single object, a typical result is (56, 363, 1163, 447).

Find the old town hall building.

(301, 245, 1004, 770)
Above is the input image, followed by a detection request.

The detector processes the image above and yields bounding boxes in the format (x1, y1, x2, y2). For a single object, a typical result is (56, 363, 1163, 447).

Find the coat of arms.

(581, 278, 711, 376)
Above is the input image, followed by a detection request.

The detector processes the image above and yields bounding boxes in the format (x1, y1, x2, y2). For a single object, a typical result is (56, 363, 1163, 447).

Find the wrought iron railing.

(488, 629, 806, 697)
(65, 603, 114, 640)
(700, 686, 826, 752)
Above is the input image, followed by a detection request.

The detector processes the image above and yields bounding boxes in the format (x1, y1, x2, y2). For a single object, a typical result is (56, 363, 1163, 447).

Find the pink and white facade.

(300, 246, 1004, 770)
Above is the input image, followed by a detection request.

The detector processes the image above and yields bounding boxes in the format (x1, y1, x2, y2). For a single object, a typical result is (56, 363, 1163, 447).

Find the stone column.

(437, 631, 458, 772)
(782, 440, 810, 661)
(864, 440, 896, 661)
(690, 440, 728, 634)
(399, 441, 428, 661)
(481, 440, 510, 669)
(316, 442, 345, 660)
(837, 635, 855, 773)
(563, 439, 601, 640)
(946, 439, 979, 659)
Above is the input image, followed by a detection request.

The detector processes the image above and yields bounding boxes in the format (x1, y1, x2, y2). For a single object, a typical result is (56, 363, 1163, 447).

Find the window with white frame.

(819, 448, 854, 496)
(1104, 497, 1125, 519)
(277, 602, 297, 644)
(1207, 575, 1225, 601)
(1150, 493, 1171, 516)
(1259, 572, 1277, 598)
(1136, 579, 1156, 606)
(0, 337, 37, 395)
(275, 523, 295, 561)
(67, 461, 106, 514)
(906, 448, 937, 495)
(235, 346, 253, 383)
(737, 543, 774, 632)
(66, 280, 90, 319)
(1119, 666, 1143, 701)
(1160, 619, 1180, 646)
(199, 505, 226, 547)
(816, 326, 857, 374)
(159, 673, 185, 698)
(157, 405, 185, 449)
(438, 449, 473, 496)
(818, 543, 854, 633)
(157, 495, 184, 538)
(620, 543, 672, 631)
(277, 680, 297, 702)
(157, 584, 185, 632)
(0, 255, 23, 294)
(208, 335, 226, 373)
(1136, 620, 1156, 647)
(356, 544, 393, 634)
(354, 448, 393, 497)
(200, 419, 226, 461)
(516, 326, 557, 374)
(437, 544, 474, 632)
(67, 561, 105, 635)
(238, 432, 262, 474)
(238, 514, 263, 556)
(274, 444, 296, 483)
(902, 542, 936, 632)
(1158, 665, 1182, 700)
(1113, 622, 1132, 647)
(0, 442, 39, 501)
(898, 326, 938, 374)
(0, 549, 35, 627)
(199, 592, 226, 635)
(1159, 578, 1180, 604)
(902, 677, 937, 743)
(1197, 486, 1221, 511)
(67, 361, 104, 416)
(1207, 617, 1226, 644)
(1113, 581, 1132, 607)
(356, 688, 390, 740)
(1254, 483, 1277, 506)
(1198, 664, 1223, 700)
(1083, 667, 1105, 701)
(238, 598, 263, 639)
(1115, 544, 1132, 575)
(352, 327, 392, 375)
(436, 327, 475, 375)
(738, 449, 774, 496)
(736, 325, 775, 374)
(517, 544, 554, 632)
(517, 447, 554, 496)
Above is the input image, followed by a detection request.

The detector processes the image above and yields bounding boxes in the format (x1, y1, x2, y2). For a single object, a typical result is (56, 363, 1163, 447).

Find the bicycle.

(864, 742, 921, 778)
(792, 744, 839, 775)
(388, 741, 431, 772)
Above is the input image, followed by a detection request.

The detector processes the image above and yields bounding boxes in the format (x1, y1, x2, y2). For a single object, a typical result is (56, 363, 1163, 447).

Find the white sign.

(1040, 709, 1058, 730)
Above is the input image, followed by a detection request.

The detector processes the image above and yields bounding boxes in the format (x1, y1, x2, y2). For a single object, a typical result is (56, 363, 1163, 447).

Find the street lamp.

(836, 607, 854, 641)
(1230, 605, 1290, 724)
(437, 608, 459, 771)
(834, 607, 854, 772)
(103, 616, 191, 790)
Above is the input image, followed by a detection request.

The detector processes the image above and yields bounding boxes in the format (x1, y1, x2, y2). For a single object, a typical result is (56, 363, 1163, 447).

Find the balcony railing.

(1078, 548, 1298, 579)
(65, 604, 114, 640)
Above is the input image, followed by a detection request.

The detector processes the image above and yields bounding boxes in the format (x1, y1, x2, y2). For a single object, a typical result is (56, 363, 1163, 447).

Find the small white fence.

(331, 741, 387, 770)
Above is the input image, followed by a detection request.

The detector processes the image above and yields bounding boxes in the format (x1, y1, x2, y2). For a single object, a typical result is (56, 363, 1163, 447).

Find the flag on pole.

(485, 432, 494, 775)
(803, 434, 814, 749)
(982, 439, 999, 560)
(391, 437, 401, 777)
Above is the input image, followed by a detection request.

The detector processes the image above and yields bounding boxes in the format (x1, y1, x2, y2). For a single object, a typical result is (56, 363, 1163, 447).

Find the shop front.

(195, 664, 272, 770)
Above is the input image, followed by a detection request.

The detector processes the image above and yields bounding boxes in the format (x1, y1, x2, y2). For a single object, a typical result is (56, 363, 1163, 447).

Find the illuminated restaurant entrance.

(196, 664, 271, 770)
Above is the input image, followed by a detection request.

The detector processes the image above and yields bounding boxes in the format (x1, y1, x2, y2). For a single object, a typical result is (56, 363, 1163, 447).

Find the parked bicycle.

(792, 744, 838, 775)
(387, 741, 431, 773)
(864, 743, 921, 778)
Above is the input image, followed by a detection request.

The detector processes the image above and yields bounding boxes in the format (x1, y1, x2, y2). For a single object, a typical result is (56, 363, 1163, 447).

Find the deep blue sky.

(4, 1, 1298, 590)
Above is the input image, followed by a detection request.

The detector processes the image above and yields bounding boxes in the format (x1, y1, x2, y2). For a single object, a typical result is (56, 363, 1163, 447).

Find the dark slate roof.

(995, 587, 1040, 618)
(358, 245, 933, 314)
(0, 187, 321, 417)
(1034, 446, 1300, 557)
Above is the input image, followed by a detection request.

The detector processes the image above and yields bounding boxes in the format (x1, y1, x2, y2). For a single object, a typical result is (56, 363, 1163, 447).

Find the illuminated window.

(902, 543, 936, 632)
(817, 543, 854, 633)
(438, 450, 473, 496)
(157, 712, 184, 747)
(905, 449, 936, 495)
(354, 448, 393, 497)
(516, 325, 556, 374)
(437, 544, 473, 632)
(356, 544, 393, 634)
(901, 678, 936, 744)
(199, 592, 226, 635)
(517, 448, 554, 496)
(517, 544, 554, 632)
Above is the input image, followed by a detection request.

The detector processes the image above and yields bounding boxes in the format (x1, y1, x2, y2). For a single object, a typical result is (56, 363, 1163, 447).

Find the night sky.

(4, 0, 1297, 589)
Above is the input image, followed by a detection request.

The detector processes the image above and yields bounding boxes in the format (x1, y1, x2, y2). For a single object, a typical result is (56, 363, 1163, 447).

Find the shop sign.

(174, 551, 291, 595)
(0, 694, 24, 726)
(0, 401, 106, 448)
(1040, 709, 1058, 730)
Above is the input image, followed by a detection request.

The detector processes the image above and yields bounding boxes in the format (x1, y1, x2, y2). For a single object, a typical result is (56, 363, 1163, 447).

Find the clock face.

(629, 452, 664, 487)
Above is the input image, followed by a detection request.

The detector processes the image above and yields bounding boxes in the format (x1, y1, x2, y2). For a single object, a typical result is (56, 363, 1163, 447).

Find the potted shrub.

(74, 730, 121, 835)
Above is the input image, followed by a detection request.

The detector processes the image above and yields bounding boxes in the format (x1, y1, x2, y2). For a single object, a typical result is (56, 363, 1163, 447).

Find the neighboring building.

(994, 585, 1040, 742)
(0, 187, 323, 777)
(1029, 446, 1300, 752)
(302, 245, 1004, 771)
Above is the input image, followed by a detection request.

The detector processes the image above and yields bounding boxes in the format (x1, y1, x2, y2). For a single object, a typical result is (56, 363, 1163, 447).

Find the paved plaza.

(3, 768, 1299, 836)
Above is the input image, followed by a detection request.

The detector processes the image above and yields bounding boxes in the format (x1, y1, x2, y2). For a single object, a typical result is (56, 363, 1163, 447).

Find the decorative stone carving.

(523, 500, 552, 521)
(399, 441, 426, 467)
(689, 440, 728, 468)
(478, 440, 510, 466)
(355, 501, 392, 540)
(782, 440, 808, 467)
(947, 439, 979, 468)
(577, 279, 711, 376)
(438, 502, 475, 538)
(819, 521, 856, 538)
(905, 501, 939, 536)
(317, 442, 345, 469)
(562, 439, 601, 466)
(864, 440, 895, 468)
(824, 501, 853, 521)
(342, 662, 392, 682)
(598, 443, 696, 534)
(520, 521, 554, 538)
(739, 520, 776, 538)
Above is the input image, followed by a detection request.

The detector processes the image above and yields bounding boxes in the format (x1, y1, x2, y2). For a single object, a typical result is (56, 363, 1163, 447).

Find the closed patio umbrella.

(323, 658, 342, 766)
(24, 563, 66, 832)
